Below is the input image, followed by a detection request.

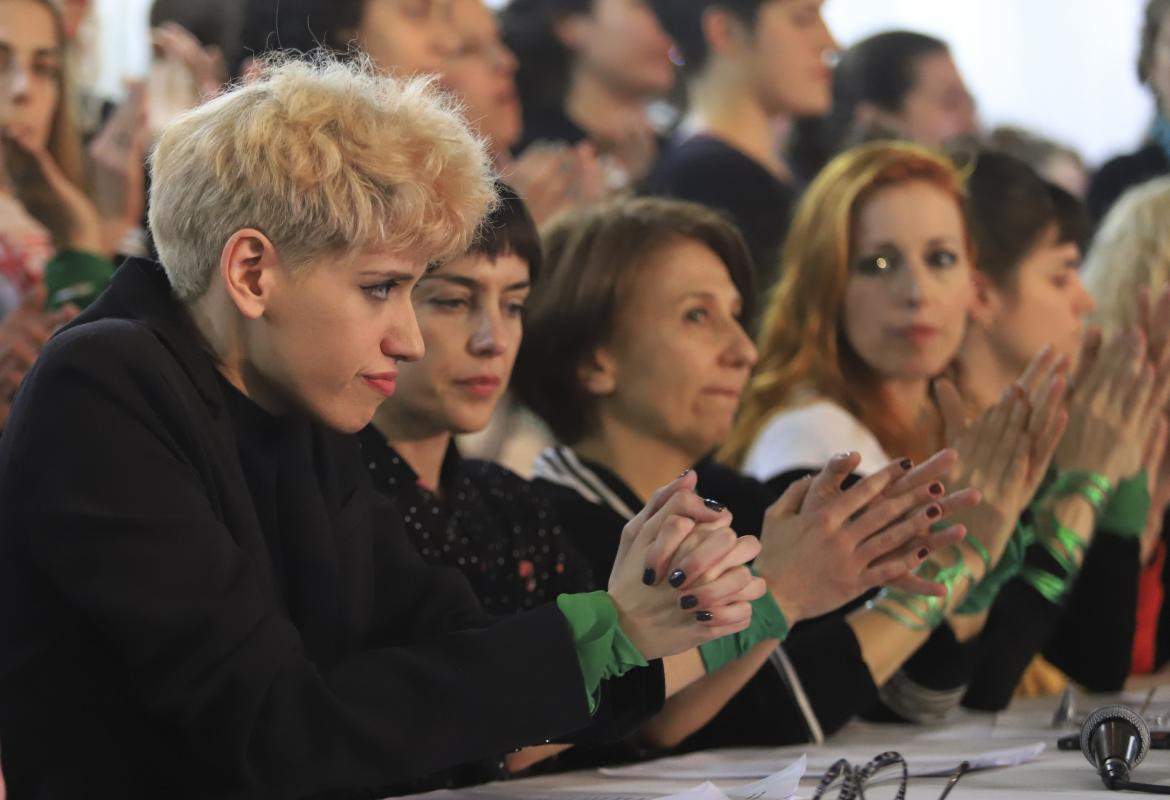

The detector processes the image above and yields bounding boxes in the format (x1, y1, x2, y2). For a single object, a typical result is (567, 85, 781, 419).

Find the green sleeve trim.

(44, 250, 115, 310)
(697, 589, 789, 673)
(954, 523, 1033, 615)
(1099, 472, 1151, 540)
(556, 591, 648, 715)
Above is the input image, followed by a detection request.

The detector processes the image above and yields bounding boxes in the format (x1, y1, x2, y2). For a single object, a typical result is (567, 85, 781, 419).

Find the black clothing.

(1087, 143, 1169, 222)
(0, 258, 664, 799)
(532, 447, 879, 746)
(357, 430, 594, 614)
(515, 103, 589, 153)
(642, 135, 799, 293)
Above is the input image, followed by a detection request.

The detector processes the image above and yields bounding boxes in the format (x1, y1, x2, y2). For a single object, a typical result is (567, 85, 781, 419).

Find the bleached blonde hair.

(148, 53, 497, 301)
(1082, 177, 1170, 335)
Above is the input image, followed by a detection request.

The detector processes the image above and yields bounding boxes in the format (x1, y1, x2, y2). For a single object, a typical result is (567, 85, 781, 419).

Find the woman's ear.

(577, 346, 618, 397)
(969, 269, 1003, 326)
(219, 228, 281, 320)
(701, 6, 748, 59)
(552, 12, 591, 52)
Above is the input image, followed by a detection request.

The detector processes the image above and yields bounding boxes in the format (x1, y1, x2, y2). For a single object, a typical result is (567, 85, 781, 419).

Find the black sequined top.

(357, 426, 595, 615)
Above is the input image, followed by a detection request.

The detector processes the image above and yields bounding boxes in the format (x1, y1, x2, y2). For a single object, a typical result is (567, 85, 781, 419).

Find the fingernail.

(680, 595, 698, 609)
(917, 548, 930, 560)
(900, 458, 913, 470)
(668, 569, 686, 588)
(642, 568, 656, 586)
(678, 468, 692, 478)
(703, 498, 725, 512)
(696, 610, 714, 622)
(929, 482, 944, 496)
(926, 505, 942, 519)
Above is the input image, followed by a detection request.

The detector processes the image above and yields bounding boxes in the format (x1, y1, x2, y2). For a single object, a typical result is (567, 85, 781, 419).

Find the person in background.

(643, 0, 837, 296)
(439, 0, 604, 227)
(501, 0, 675, 187)
(1082, 176, 1170, 680)
(985, 126, 1089, 200)
(789, 30, 977, 186)
(940, 152, 1169, 709)
(1088, 0, 1170, 221)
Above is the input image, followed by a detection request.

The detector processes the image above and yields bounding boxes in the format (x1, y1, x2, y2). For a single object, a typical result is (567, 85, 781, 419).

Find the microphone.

(1080, 704, 1163, 792)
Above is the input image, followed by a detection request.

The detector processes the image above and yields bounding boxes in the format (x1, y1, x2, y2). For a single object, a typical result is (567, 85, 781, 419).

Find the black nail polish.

(917, 548, 930, 560)
(696, 610, 714, 622)
(929, 482, 944, 496)
(703, 498, 725, 512)
(668, 569, 686, 588)
(926, 505, 941, 519)
(642, 568, 656, 586)
(680, 595, 698, 610)
(678, 468, 692, 478)
(900, 458, 913, 470)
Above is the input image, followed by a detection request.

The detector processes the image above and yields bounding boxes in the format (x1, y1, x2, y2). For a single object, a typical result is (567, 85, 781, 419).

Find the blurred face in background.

(0, 0, 61, 150)
(441, 0, 521, 157)
(972, 226, 1094, 373)
(745, 0, 836, 116)
(887, 51, 977, 148)
(559, 0, 675, 99)
(1150, 5, 1170, 113)
(359, 0, 458, 76)
(842, 180, 974, 382)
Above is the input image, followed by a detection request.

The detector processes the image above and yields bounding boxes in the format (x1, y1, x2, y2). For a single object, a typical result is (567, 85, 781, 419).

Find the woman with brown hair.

(514, 187, 1060, 745)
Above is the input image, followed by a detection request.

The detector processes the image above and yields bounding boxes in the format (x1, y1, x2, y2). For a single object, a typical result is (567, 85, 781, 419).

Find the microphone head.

(1080, 703, 1151, 770)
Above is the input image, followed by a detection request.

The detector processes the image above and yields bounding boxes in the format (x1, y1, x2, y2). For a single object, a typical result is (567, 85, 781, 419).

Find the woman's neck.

(371, 405, 452, 493)
(685, 71, 790, 180)
(565, 67, 648, 142)
(955, 332, 1022, 417)
(876, 376, 935, 439)
(574, 416, 694, 504)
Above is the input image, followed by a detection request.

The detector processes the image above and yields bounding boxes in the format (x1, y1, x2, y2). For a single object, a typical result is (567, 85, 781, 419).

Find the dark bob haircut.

(500, 0, 592, 125)
(471, 182, 543, 280)
(966, 151, 1092, 287)
(513, 197, 755, 445)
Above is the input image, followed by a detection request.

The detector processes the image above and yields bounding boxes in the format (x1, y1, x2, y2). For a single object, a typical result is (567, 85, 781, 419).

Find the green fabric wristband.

(697, 590, 789, 673)
(1099, 472, 1151, 540)
(954, 522, 1034, 615)
(556, 591, 648, 715)
(44, 250, 114, 310)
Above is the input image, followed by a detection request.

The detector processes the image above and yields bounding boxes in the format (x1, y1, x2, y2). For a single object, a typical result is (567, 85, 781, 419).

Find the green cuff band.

(1100, 472, 1151, 540)
(44, 250, 114, 310)
(697, 590, 789, 673)
(556, 591, 648, 715)
(954, 523, 1033, 615)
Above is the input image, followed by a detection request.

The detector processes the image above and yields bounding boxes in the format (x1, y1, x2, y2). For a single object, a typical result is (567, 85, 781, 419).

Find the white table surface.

(403, 686, 1170, 799)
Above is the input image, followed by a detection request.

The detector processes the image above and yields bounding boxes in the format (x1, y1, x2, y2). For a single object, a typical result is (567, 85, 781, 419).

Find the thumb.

(933, 377, 967, 443)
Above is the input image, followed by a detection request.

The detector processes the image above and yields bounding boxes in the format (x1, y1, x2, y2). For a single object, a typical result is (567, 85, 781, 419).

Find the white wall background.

(96, 0, 1153, 167)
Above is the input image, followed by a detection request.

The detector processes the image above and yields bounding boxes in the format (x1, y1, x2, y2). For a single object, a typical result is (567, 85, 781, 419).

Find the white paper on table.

(600, 743, 1043, 781)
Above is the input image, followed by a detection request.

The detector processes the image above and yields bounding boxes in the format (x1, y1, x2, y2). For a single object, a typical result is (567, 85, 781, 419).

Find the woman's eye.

(362, 280, 402, 301)
(430, 297, 469, 310)
(926, 249, 958, 269)
(505, 301, 526, 317)
(685, 307, 709, 324)
(33, 61, 61, 80)
(854, 253, 897, 275)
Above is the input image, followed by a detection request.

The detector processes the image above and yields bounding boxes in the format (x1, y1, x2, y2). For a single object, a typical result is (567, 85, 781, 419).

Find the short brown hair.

(513, 196, 755, 445)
